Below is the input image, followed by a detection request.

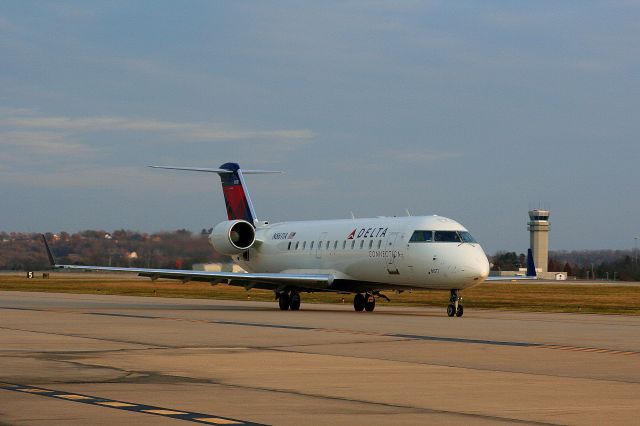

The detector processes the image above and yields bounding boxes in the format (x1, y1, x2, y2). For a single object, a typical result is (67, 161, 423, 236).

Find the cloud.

(0, 108, 316, 190)
(1, 111, 316, 142)
(1, 130, 98, 155)
(0, 164, 208, 194)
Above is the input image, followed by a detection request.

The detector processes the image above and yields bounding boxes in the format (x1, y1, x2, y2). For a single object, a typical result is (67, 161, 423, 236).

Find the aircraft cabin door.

(385, 232, 400, 275)
(316, 232, 327, 259)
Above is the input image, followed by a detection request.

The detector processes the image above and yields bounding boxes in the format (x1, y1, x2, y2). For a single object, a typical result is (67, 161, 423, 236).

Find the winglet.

(526, 248, 536, 278)
(41, 234, 56, 267)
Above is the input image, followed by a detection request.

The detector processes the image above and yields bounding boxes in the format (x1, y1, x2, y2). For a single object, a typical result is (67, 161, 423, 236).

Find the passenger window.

(287, 242, 291, 250)
(303, 241, 306, 250)
(351, 240, 355, 249)
(326, 241, 330, 249)
(295, 241, 299, 250)
(409, 230, 433, 242)
(368, 240, 373, 249)
(319, 241, 322, 250)
(359, 240, 364, 249)
(311, 241, 314, 249)
(377, 240, 382, 249)
(342, 240, 346, 249)
(334, 241, 338, 249)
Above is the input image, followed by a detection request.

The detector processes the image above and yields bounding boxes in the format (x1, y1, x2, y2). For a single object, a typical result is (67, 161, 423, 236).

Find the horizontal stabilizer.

(149, 166, 282, 174)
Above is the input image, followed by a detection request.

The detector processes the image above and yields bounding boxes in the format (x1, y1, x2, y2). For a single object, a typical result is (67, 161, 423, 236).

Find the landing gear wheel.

(278, 292, 290, 311)
(364, 294, 376, 312)
(353, 293, 365, 312)
(447, 304, 455, 317)
(290, 292, 301, 311)
(448, 289, 463, 318)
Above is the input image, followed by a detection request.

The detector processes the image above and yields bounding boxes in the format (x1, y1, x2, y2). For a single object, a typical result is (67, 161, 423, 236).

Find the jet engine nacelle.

(209, 220, 256, 255)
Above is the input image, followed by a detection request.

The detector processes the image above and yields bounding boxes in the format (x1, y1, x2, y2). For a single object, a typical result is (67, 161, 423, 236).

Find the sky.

(1, 1, 639, 253)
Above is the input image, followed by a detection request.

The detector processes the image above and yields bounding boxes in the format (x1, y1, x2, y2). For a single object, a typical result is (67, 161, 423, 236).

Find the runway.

(0, 291, 638, 425)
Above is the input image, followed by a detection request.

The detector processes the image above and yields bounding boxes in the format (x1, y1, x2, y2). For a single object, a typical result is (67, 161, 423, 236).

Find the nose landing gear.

(447, 289, 464, 317)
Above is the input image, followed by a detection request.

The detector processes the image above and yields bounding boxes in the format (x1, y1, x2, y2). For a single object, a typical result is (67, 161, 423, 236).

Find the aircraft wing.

(42, 236, 333, 292)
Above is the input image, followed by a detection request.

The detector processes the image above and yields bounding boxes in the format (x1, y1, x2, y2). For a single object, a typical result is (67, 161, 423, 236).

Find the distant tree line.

(491, 250, 640, 281)
(0, 229, 228, 271)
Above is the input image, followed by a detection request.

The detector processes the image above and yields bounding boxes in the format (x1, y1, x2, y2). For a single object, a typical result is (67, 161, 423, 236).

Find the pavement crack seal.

(0, 382, 264, 425)
(0, 325, 173, 349)
(194, 379, 560, 425)
(264, 346, 640, 385)
(5, 305, 639, 355)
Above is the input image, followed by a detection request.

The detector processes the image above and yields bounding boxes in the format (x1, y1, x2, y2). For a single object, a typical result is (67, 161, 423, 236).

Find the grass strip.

(1, 274, 639, 315)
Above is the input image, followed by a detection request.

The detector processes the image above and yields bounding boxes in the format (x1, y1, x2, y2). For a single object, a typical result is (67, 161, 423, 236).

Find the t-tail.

(148, 162, 281, 226)
(526, 248, 537, 278)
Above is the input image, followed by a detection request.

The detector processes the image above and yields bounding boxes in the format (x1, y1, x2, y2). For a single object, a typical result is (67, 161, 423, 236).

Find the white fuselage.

(229, 215, 490, 291)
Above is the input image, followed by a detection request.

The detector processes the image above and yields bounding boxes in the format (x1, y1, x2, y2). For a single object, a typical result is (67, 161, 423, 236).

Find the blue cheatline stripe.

(0, 383, 267, 425)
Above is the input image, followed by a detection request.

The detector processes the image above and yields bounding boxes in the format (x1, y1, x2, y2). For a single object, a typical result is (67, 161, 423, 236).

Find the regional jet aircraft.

(43, 162, 535, 317)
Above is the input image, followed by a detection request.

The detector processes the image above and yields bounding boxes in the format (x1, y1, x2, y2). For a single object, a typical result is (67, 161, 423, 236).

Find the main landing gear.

(277, 290, 301, 311)
(353, 293, 376, 312)
(447, 289, 464, 317)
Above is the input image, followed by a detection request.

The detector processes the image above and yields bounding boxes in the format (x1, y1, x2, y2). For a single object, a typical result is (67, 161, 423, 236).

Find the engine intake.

(209, 220, 256, 255)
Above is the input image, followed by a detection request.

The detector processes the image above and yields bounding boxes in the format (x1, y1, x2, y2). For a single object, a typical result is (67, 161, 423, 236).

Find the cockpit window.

(409, 230, 433, 242)
(409, 230, 476, 243)
(434, 231, 461, 242)
(459, 231, 477, 243)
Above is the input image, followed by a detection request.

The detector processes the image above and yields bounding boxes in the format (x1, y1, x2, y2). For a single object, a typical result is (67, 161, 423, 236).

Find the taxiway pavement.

(1, 291, 639, 425)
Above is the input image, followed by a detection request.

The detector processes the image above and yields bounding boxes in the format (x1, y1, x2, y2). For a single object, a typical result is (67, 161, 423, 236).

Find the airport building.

(491, 209, 568, 280)
(528, 209, 550, 273)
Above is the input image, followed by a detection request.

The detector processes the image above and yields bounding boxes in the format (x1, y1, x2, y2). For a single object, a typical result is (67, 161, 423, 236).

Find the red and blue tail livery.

(219, 162, 255, 224)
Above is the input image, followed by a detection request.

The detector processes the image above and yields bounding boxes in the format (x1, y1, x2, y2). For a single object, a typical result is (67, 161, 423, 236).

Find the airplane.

(42, 162, 536, 317)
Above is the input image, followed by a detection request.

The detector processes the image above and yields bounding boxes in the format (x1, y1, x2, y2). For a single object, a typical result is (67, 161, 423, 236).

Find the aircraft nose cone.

(462, 255, 490, 283)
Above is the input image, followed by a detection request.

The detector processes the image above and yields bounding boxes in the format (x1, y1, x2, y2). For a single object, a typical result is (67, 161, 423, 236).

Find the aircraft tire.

(290, 292, 301, 311)
(447, 304, 455, 317)
(364, 294, 375, 312)
(279, 293, 290, 311)
(353, 293, 365, 312)
(456, 305, 464, 317)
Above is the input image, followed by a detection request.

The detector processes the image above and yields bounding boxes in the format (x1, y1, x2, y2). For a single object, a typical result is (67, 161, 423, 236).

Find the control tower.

(528, 209, 550, 273)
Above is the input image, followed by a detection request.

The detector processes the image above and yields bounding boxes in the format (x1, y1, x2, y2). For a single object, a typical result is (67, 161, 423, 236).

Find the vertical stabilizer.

(526, 248, 537, 277)
(219, 163, 257, 224)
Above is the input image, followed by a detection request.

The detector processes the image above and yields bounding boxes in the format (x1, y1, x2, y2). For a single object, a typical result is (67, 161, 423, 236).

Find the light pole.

(635, 237, 638, 264)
